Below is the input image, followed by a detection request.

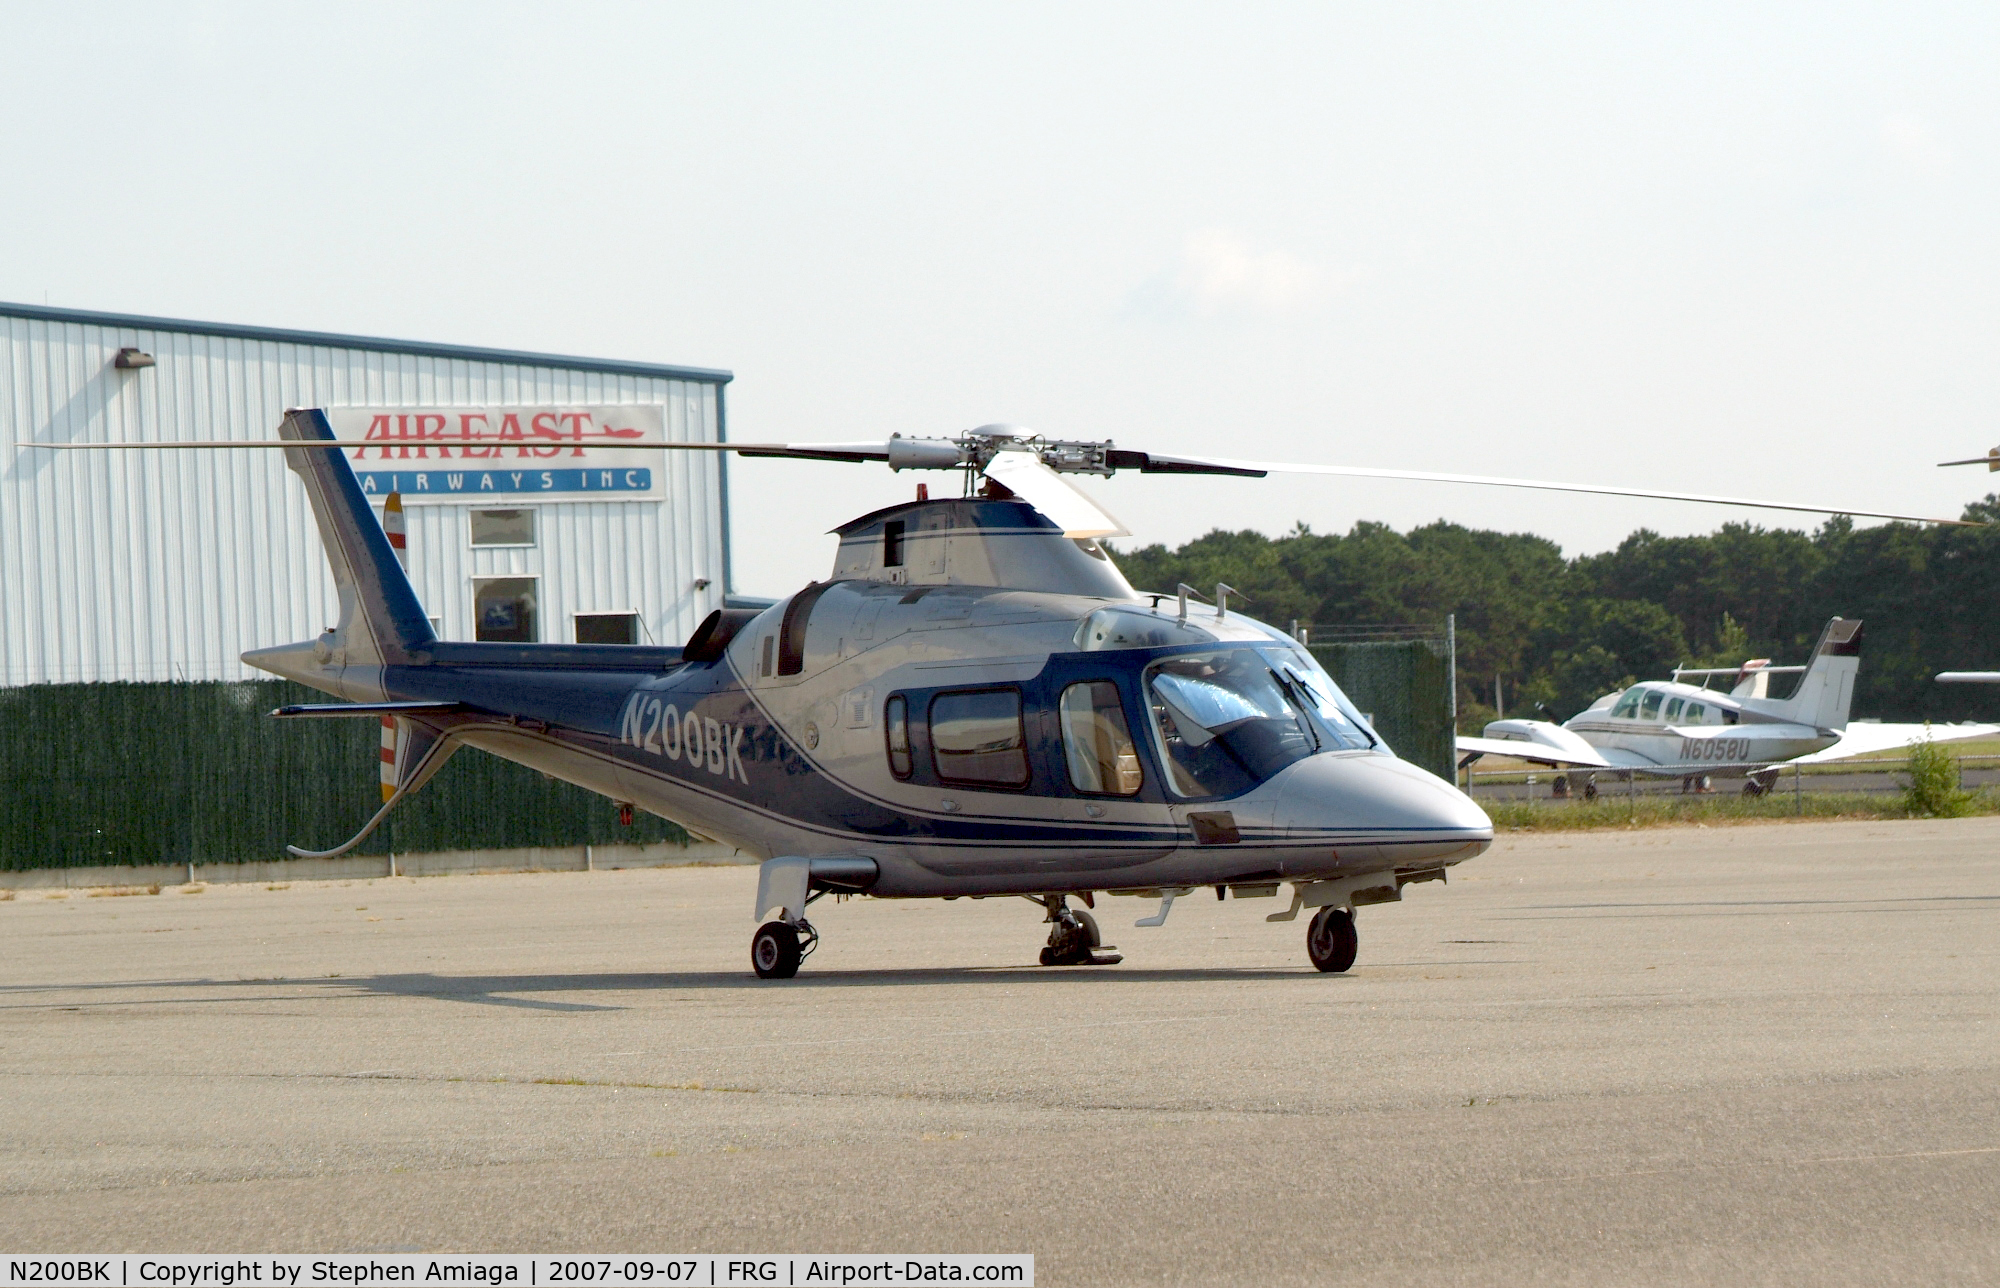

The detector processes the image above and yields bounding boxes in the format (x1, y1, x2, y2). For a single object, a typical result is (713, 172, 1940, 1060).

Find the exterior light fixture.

(113, 347, 154, 369)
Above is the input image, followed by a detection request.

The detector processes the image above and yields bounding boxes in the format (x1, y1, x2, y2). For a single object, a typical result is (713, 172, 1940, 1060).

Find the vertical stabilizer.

(1762, 618, 1863, 730)
(277, 408, 435, 664)
(243, 410, 436, 694)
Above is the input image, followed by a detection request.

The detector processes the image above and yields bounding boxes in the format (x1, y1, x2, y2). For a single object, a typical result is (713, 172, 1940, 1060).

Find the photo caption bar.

(0, 1258, 1031, 1288)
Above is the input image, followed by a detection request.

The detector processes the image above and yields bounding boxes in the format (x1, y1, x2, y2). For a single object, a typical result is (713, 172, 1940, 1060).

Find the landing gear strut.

(1306, 906, 1358, 973)
(752, 918, 818, 979)
(1038, 896, 1122, 966)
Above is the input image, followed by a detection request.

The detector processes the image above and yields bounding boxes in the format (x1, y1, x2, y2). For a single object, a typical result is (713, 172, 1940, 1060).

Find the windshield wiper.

(1267, 668, 1322, 752)
(1281, 666, 1377, 749)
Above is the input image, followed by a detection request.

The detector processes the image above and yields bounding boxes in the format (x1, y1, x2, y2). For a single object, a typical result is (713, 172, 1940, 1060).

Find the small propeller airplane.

(1458, 620, 2000, 793)
(21, 417, 1979, 976)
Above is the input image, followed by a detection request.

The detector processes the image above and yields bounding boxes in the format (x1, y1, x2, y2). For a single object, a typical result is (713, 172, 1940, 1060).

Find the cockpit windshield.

(1144, 647, 1376, 798)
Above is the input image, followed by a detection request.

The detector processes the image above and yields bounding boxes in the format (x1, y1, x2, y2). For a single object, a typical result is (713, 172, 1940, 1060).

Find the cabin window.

(1640, 690, 1664, 720)
(1611, 691, 1641, 719)
(1664, 697, 1684, 720)
(930, 689, 1030, 788)
(1686, 703, 1705, 724)
(883, 520, 905, 568)
(1060, 681, 1143, 796)
(884, 695, 912, 780)
(469, 508, 535, 547)
(472, 577, 537, 643)
(760, 635, 775, 678)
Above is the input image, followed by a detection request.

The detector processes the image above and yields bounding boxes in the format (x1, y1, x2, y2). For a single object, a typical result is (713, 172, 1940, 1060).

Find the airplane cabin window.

(1686, 703, 1706, 723)
(930, 689, 1029, 788)
(1640, 690, 1664, 720)
(1665, 697, 1684, 720)
(884, 695, 912, 780)
(883, 520, 905, 568)
(1059, 681, 1143, 796)
(1611, 691, 1641, 719)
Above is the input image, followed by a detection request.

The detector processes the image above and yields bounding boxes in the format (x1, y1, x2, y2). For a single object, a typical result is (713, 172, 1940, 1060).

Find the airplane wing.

(1455, 736, 1611, 769)
(1790, 722, 2000, 764)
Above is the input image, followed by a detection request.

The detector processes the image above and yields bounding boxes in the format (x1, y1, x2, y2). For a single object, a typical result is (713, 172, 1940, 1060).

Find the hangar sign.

(324, 406, 668, 503)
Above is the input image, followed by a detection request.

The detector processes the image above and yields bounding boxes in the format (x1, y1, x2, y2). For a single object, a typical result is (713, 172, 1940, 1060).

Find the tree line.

(1109, 495, 2000, 731)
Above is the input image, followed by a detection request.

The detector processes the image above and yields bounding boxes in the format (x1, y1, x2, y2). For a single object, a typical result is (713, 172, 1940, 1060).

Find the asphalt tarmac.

(2, 819, 1996, 1286)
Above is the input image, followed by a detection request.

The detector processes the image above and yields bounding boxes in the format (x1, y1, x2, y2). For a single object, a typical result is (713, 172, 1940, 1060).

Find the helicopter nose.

(1276, 752, 1493, 859)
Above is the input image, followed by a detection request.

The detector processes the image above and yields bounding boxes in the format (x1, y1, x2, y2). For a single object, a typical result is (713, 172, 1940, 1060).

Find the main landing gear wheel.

(752, 921, 802, 979)
(1306, 906, 1358, 973)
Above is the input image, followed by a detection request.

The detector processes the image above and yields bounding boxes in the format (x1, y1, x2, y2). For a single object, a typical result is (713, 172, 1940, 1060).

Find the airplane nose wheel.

(1306, 906, 1358, 973)
(752, 919, 817, 979)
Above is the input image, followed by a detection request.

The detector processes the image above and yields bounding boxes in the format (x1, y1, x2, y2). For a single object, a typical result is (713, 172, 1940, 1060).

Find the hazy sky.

(6, 2, 1998, 595)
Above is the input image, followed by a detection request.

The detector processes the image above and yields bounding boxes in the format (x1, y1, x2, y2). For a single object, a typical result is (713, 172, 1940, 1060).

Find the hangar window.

(1060, 681, 1143, 796)
(930, 689, 1029, 788)
(1640, 689, 1664, 720)
(473, 577, 538, 643)
(575, 612, 639, 645)
(469, 508, 536, 547)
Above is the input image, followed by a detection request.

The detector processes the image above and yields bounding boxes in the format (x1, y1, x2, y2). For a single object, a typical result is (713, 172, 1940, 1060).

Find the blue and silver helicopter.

(57, 411, 1965, 978)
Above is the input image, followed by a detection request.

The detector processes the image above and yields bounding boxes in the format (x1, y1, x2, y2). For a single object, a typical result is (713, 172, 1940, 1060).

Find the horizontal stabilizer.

(1790, 722, 2000, 764)
(272, 701, 468, 719)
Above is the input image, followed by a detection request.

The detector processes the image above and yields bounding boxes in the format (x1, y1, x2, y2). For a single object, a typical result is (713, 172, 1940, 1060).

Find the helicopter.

(27, 414, 1976, 977)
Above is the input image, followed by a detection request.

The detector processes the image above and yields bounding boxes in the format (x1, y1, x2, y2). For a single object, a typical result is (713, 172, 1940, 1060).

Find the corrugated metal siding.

(1, 314, 727, 685)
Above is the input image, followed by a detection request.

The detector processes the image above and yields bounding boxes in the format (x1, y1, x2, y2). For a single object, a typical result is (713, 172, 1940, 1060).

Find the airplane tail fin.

(1766, 617, 1863, 731)
(241, 410, 435, 690)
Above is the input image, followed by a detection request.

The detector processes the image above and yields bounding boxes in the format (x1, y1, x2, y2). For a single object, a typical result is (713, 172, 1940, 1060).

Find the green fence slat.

(0, 681, 687, 871)
(1309, 640, 1455, 782)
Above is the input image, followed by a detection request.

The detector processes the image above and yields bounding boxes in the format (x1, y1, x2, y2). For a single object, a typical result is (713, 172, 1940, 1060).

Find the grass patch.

(1902, 732, 1981, 818)
(1482, 790, 2000, 831)
(0, 890, 13, 901)
(87, 884, 161, 898)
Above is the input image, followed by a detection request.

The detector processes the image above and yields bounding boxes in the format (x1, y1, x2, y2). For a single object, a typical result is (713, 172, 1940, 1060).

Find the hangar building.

(1, 301, 736, 686)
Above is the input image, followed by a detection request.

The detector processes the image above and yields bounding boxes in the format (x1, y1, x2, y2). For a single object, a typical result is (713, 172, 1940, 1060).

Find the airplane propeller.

(19, 423, 1982, 527)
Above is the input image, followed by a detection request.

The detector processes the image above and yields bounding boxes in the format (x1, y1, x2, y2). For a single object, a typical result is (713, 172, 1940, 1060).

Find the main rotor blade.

(982, 450, 1131, 538)
(16, 437, 973, 468)
(1156, 455, 1980, 527)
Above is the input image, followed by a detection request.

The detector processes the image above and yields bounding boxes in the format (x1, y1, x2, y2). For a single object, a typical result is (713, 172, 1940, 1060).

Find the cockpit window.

(1611, 690, 1641, 719)
(1640, 689, 1664, 720)
(1143, 648, 1367, 798)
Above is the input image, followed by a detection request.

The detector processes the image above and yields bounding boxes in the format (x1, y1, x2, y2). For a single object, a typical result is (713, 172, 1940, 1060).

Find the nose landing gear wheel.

(1039, 906, 1120, 965)
(752, 921, 802, 979)
(1306, 906, 1358, 973)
